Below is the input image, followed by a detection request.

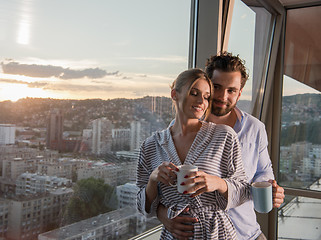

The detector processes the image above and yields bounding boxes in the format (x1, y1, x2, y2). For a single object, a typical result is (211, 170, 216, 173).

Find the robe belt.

(167, 203, 221, 219)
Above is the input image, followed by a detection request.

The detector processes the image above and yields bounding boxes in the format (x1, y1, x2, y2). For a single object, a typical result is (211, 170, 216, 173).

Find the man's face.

(211, 70, 243, 116)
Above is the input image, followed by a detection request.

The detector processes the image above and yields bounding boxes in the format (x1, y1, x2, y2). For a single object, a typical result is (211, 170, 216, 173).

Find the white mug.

(175, 165, 198, 193)
(251, 181, 273, 213)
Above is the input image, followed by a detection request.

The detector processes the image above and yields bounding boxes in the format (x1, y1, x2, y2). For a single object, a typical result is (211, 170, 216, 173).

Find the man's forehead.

(211, 70, 242, 86)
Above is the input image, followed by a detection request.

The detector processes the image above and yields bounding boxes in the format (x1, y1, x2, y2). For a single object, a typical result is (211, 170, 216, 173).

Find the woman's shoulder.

(142, 128, 169, 147)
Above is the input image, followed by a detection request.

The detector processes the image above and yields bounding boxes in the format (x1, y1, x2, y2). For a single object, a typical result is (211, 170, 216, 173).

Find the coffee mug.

(172, 165, 198, 193)
(251, 181, 273, 213)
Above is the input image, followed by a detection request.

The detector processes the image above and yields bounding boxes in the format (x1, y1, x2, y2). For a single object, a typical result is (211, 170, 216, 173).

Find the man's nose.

(215, 89, 227, 101)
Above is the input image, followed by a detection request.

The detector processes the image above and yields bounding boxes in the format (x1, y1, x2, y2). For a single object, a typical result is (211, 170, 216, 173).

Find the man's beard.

(211, 99, 236, 116)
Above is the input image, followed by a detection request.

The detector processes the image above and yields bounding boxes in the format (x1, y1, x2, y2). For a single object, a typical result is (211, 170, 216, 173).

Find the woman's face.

(175, 77, 211, 120)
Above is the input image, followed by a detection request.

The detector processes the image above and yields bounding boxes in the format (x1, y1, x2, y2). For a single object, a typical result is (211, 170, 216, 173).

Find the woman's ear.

(171, 89, 177, 101)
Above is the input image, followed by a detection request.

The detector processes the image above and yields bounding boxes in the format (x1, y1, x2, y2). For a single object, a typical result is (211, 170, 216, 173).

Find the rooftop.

(39, 207, 140, 239)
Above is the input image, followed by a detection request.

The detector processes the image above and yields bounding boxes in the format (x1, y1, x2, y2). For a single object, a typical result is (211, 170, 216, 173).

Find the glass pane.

(280, 5, 321, 191)
(279, 76, 321, 190)
(0, 0, 191, 239)
(227, 0, 273, 114)
(284, 6, 321, 92)
(278, 191, 321, 239)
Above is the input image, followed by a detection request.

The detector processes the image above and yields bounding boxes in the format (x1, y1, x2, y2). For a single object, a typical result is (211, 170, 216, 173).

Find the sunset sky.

(0, 0, 318, 102)
(0, 0, 190, 101)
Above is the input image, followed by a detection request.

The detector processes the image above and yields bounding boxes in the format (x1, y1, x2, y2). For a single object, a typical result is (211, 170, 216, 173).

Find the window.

(227, 0, 273, 115)
(0, 0, 191, 239)
(278, 5, 321, 239)
(280, 4, 321, 192)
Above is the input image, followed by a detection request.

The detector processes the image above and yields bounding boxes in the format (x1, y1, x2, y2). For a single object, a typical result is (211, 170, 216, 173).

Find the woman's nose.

(197, 95, 206, 104)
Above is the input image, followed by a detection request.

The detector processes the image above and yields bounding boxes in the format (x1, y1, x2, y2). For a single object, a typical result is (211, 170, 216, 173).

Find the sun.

(0, 83, 55, 102)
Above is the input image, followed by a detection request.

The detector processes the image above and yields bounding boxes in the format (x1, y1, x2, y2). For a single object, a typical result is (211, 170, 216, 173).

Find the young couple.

(137, 52, 285, 239)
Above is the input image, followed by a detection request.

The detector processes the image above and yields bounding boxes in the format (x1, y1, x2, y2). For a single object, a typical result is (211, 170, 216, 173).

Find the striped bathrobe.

(137, 121, 250, 239)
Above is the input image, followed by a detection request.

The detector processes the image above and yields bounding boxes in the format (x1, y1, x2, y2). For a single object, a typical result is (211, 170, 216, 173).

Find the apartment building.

(0, 124, 15, 145)
(77, 161, 136, 187)
(38, 207, 145, 240)
(5, 188, 73, 240)
(16, 173, 72, 195)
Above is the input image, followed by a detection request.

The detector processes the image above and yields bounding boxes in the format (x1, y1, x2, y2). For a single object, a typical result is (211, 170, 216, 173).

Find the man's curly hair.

(205, 51, 249, 89)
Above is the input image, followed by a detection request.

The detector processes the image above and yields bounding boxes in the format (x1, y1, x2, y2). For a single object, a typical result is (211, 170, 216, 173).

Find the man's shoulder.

(239, 109, 265, 129)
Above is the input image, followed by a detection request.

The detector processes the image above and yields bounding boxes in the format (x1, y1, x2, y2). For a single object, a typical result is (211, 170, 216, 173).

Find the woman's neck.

(171, 116, 201, 137)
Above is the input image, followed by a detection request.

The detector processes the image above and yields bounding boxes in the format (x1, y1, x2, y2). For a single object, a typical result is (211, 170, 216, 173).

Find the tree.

(62, 177, 117, 225)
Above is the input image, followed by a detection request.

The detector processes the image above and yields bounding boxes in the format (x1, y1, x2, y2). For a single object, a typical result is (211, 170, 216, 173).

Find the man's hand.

(157, 204, 197, 240)
(269, 180, 285, 208)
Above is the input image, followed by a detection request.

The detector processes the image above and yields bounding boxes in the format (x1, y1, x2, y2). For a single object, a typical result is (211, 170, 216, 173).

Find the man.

(157, 52, 285, 240)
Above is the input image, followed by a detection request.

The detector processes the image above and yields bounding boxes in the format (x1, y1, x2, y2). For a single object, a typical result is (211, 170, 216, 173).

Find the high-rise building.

(111, 128, 130, 151)
(130, 120, 151, 151)
(91, 117, 113, 155)
(0, 124, 16, 145)
(46, 109, 63, 151)
(79, 129, 92, 152)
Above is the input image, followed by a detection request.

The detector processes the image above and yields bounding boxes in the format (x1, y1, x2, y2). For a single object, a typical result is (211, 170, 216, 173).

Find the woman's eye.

(190, 91, 197, 96)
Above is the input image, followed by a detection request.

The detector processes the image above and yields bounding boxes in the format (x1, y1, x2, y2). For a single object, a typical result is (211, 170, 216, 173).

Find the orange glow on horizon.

(0, 84, 59, 102)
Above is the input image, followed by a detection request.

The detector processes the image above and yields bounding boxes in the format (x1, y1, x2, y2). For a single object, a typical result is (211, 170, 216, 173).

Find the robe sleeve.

(223, 133, 251, 210)
(136, 141, 159, 217)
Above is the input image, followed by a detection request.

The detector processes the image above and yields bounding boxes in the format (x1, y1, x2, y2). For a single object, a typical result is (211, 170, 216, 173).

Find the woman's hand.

(145, 162, 179, 213)
(180, 170, 228, 198)
(149, 162, 179, 186)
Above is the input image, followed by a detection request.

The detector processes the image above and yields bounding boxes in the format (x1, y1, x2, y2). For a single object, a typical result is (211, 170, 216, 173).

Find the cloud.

(0, 78, 48, 88)
(127, 55, 186, 63)
(0, 77, 114, 92)
(0, 61, 118, 80)
(137, 74, 147, 77)
(42, 83, 114, 92)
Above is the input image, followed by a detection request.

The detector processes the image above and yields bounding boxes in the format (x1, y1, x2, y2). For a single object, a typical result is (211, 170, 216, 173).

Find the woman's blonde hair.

(171, 68, 213, 119)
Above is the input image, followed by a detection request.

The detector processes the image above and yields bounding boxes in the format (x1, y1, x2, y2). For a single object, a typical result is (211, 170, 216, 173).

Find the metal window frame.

(133, 1, 321, 239)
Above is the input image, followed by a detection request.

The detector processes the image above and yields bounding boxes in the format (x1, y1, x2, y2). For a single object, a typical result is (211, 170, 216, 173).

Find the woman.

(136, 68, 250, 239)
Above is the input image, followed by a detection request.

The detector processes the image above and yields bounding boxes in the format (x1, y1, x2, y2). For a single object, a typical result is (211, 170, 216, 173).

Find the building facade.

(46, 110, 63, 151)
(0, 124, 15, 145)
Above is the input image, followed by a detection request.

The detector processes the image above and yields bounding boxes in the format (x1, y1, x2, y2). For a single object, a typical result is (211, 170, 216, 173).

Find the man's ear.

(171, 89, 177, 101)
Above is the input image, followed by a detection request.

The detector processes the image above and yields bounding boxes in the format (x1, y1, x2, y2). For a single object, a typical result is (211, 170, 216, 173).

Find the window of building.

(0, 0, 191, 239)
